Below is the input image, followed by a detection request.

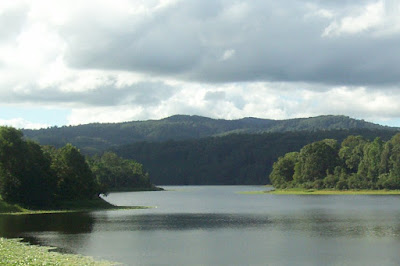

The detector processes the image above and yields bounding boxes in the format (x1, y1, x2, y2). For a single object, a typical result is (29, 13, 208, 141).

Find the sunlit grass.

(239, 188, 400, 195)
(0, 238, 118, 265)
(268, 189, 400, 195)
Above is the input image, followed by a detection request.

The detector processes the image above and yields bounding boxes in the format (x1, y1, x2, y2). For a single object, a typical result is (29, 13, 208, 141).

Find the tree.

(0, 127, 56, 207)
(386, 133, 400, 188)
(50, 144, 99, 200)
(0, 127, 26, 203)
(339, 135, 367, 173)
(357, 137, 383, 186)
(88, 152, 153, 190)
(20, 141, 57, 206)
(293, 140, 340, 185)
(269, 152, 298, 188)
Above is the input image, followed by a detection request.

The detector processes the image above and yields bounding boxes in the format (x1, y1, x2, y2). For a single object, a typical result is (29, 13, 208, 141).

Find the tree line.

(0, 126, 155, 208)
(113, 129, 398, 185)
(23, 115, 393, 155)
(270, 133, 400, 190)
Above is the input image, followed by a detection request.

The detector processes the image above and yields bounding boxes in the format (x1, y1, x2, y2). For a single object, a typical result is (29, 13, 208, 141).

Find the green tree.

(89, 152, 153, 190)
(269, 152, 299, 188)
(293, 140, 340, 185)
(357, 137, 383, 186)
(0, 127, 56, 207)
(339, 135, 366, 173)
(386, 134, 400, 188)
(0, 127, 26, 203)
(50, 144, 99, 200)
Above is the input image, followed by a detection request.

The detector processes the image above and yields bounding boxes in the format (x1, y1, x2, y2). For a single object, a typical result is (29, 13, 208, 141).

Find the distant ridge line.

(22, 114, 398, 154)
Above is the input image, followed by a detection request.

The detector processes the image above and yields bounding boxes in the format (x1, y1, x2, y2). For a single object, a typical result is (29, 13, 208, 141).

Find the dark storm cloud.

(6, 81, 175, 106)
(60, 0, 400, 87)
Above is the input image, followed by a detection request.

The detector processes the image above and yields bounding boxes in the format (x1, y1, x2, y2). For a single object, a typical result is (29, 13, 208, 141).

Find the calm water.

(1, 186, 400, 265)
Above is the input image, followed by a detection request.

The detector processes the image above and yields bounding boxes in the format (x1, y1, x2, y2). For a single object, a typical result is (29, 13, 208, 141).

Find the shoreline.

(0, 197, 151, 215)
(267, 189, 400, 195)
(238, 187, 400, 195)
(0, 238, 117, 265)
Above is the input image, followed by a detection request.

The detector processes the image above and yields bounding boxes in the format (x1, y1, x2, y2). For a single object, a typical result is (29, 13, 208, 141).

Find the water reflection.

(0, 212, 94, 238)
(94, 213, 273, 231)
(91, 210, 400, 239)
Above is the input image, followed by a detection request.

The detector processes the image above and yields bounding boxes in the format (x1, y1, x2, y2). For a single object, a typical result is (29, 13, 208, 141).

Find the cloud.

(62, 82, 400, 126)
(204, 91, 226, 101)
(42, 0, 399, 86)
(2, 0, 400, 127)
(0, 118, 49, 129)
(3, 79, 175, 107)
(323, 1, 384, 36)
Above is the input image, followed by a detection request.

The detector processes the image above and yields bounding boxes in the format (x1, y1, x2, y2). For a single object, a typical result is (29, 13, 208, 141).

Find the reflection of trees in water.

(0, 212, 95, 254)
(0, 212, 94, 237)
(95, 213, 273, 231)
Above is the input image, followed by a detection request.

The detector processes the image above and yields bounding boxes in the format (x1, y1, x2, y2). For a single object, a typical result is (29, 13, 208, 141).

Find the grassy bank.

(267, 188, 400, 195)
(0, 196, 149, 215)
(239, 187, 400, 195)
(0, 238, 117, 265)
(106, 186, 164, 192)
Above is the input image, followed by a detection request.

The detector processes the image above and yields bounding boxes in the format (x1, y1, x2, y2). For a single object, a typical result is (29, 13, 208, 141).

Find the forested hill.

(23, 115, 394, 154)
(112, 129, 398, 185)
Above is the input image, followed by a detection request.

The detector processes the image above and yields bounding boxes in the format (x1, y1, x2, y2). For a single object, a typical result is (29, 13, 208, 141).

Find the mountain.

(23, 115, 395, 154)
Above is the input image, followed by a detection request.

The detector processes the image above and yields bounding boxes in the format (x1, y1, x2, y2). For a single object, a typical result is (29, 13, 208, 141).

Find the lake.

(1, 186, 400, 265)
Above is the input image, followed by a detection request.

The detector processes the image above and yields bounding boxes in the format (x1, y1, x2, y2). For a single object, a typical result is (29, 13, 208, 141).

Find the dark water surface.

(1, 186, 400, 265)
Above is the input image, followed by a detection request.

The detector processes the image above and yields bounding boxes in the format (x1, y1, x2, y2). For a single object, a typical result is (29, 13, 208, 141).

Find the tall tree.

(293, 140, 339, 184)
(270, 152, 298, 188)
(50, 144, 99, 200)
(339, 135, 366, 173)
(0, 127, 56, 207)
(89, 152, 153, 190)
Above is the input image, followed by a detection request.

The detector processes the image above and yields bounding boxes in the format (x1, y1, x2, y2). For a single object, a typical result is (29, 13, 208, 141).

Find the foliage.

(270, 133, 400, 190)
(0, 126, 159, 208)
(0, 127, 56, 207)
(293, 140, 339, 184)
(46, 144, 99, 200)
(269, 152, 298, 188)
(0, 127, 103, 207)
(112, 129, 397, 185)
(88, 152, 154, 191)
(22, 115, 395, 154)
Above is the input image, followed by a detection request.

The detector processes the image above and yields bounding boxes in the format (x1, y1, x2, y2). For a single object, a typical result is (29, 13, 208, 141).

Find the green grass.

(267, 188, 400, 195)
(0, 237, 118, 265)
(238, 187, 400, 195)
(0, 196, 28, 214)
(0, 196, 150, 215)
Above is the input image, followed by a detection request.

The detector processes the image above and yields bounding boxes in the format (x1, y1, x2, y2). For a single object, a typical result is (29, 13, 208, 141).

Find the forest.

(113, 129, 398, 185)
(270, 133, 400, 190)
(0, 126, 155, 208)
(22, 115, 394, 155)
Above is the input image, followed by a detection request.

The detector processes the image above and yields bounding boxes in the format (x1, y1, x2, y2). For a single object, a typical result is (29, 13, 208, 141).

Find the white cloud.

(322, 1, 400, 37)
(0, 118, 49, 129)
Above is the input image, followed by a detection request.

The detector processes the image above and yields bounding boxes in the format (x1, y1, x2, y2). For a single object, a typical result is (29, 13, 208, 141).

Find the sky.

(1, 0, 400, 129)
